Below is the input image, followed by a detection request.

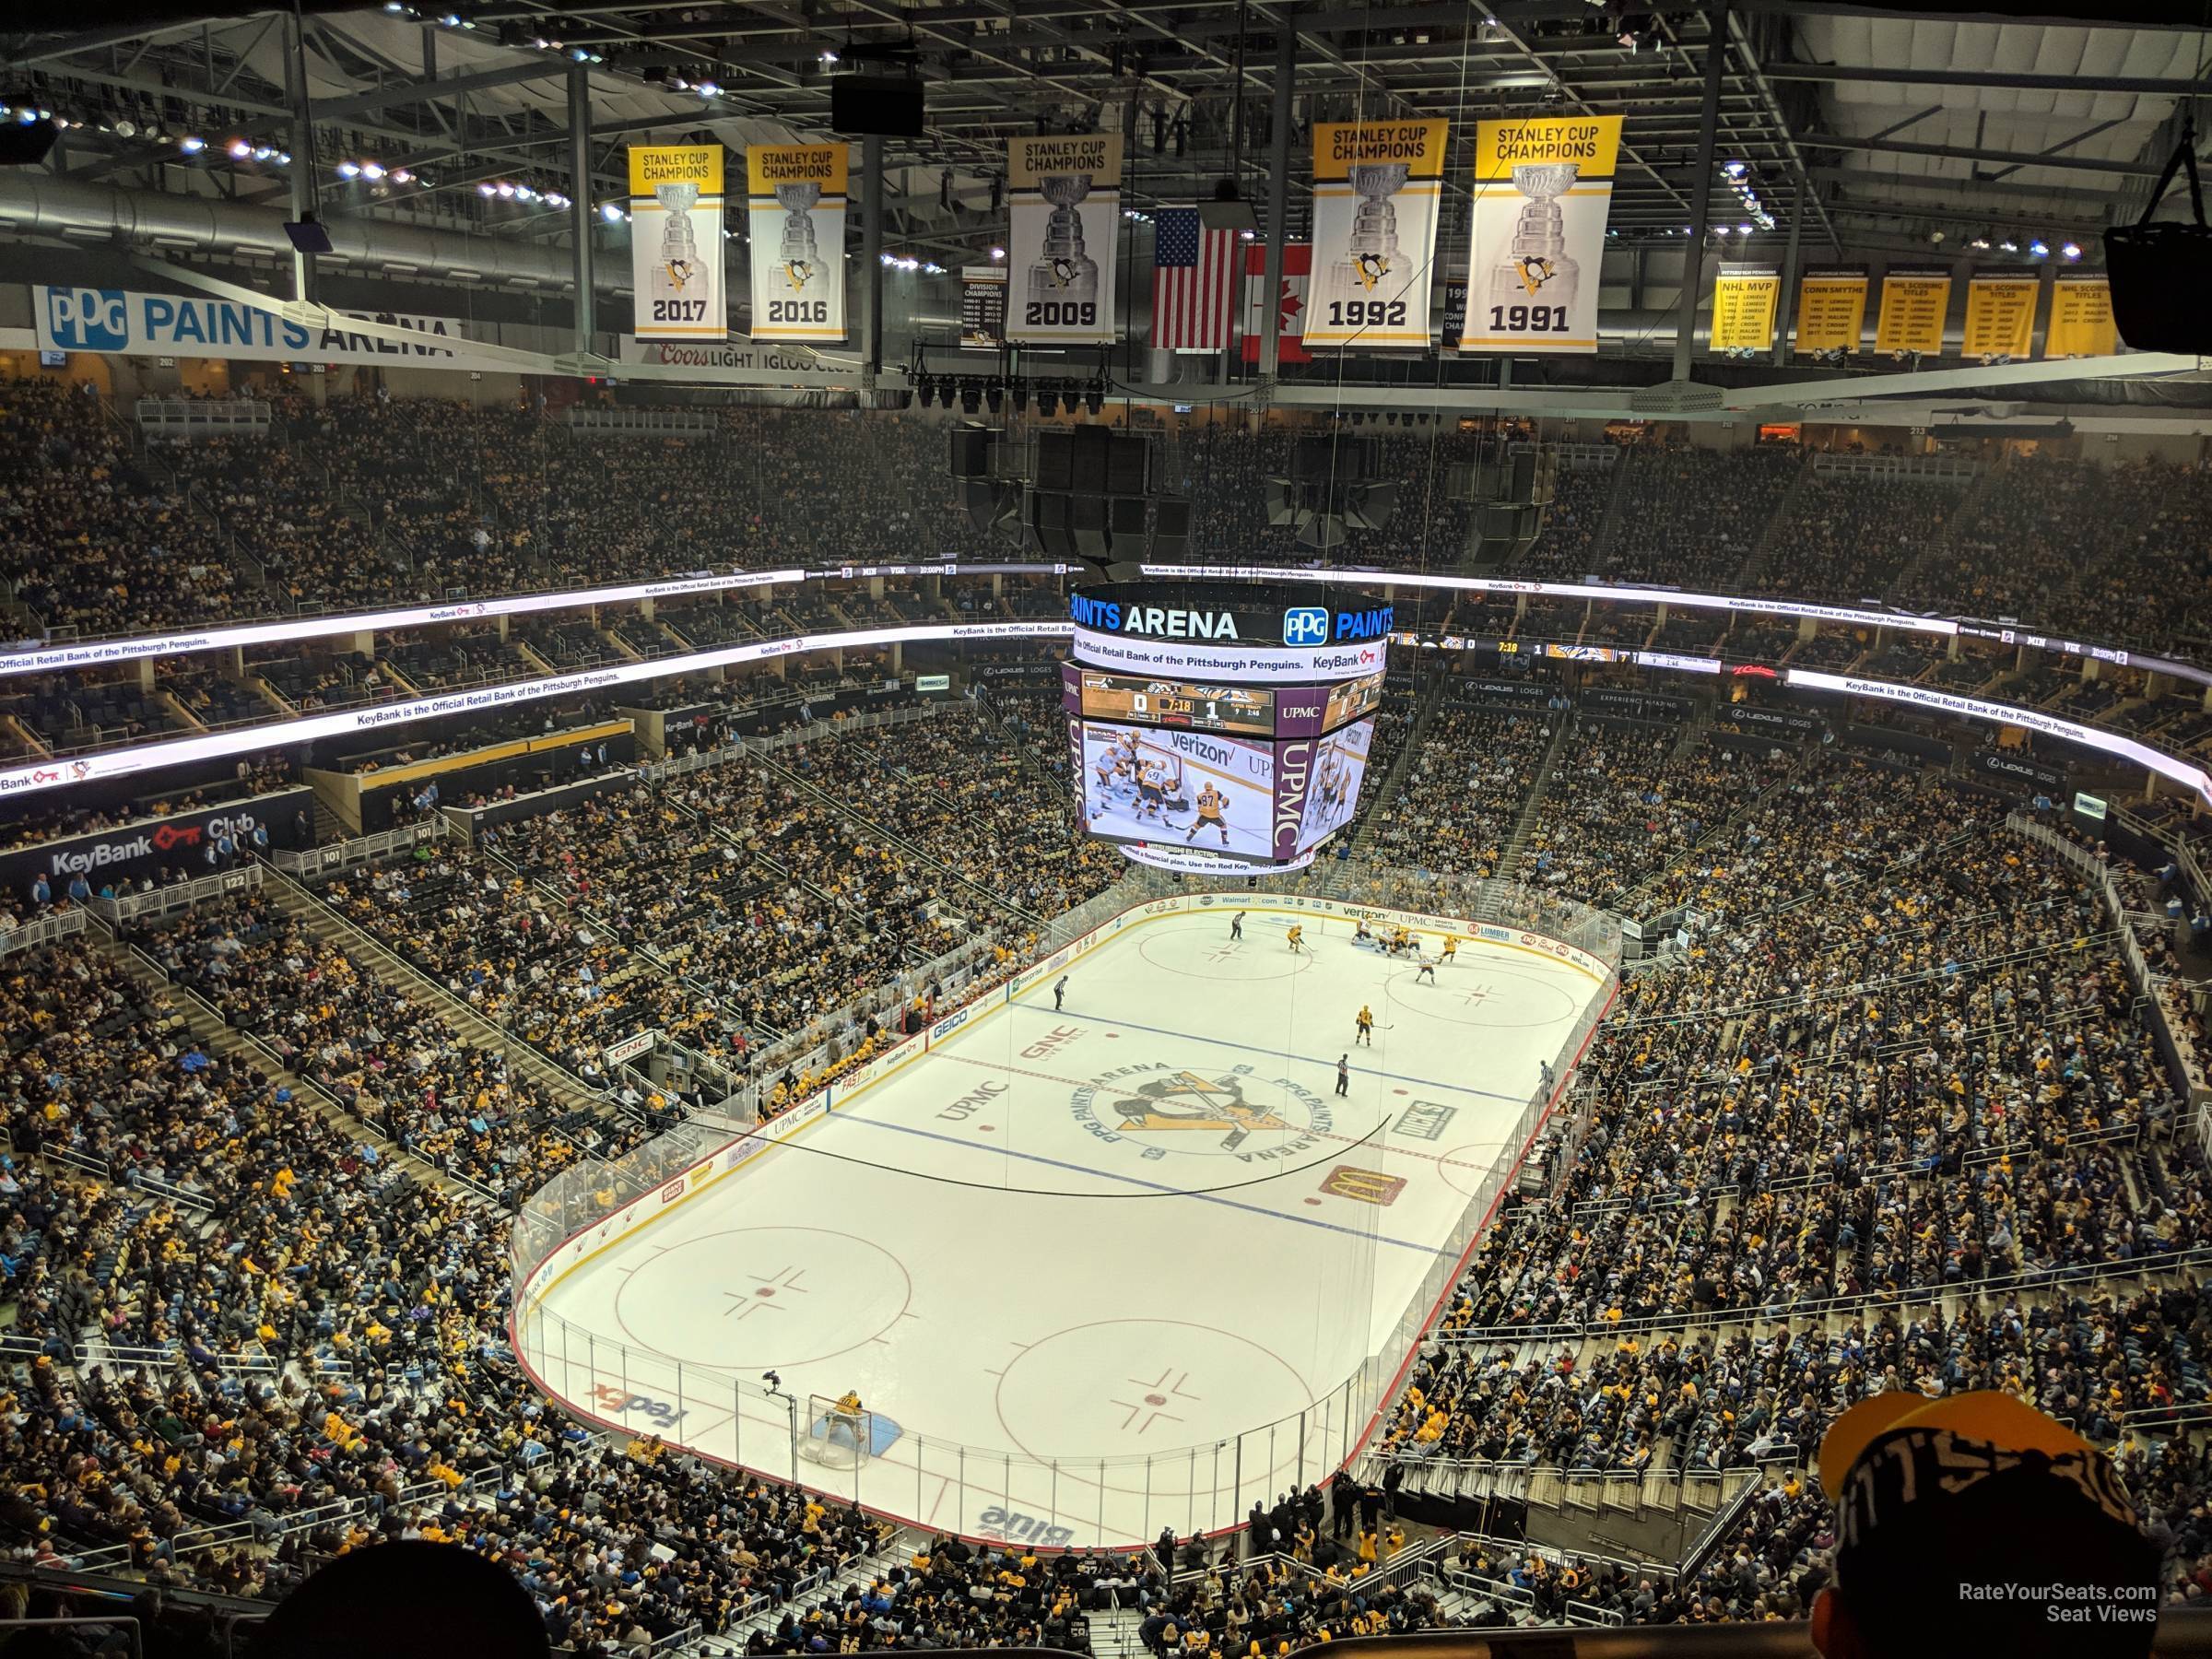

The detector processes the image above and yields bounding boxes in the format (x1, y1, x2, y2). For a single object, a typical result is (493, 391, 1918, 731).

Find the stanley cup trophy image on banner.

(1304, 121, 1447, 350)
(1460, 116, 1621, 353)
(746, 144, 849, 342)
(629, 144, 727, 341)
(1006, 134, 1124, 344)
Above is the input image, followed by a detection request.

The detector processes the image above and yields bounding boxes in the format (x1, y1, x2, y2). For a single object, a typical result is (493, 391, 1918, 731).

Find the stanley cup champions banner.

(1306, 120, 1448, 350)
(1006, 134, 1123, 344)
(629, 144, 727, 341)
(1460, 115, 1622, 354)
(746, 145, 848, 342)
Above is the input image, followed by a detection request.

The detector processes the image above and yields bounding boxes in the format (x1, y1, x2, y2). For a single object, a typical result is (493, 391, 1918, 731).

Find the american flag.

(1150, 208, 1239, 351)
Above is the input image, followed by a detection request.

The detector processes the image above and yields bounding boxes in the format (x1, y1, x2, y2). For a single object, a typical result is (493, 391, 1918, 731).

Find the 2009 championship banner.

(745, 145, 848, 342)
(1459, 115, 1621, 354)
(1006, 134, 1123, 344)
(629, 144, 727, 342)
(1306, 120, 1448, 350)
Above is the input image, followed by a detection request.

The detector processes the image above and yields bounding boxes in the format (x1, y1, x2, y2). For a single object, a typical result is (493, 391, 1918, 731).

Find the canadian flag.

(1241, 242, 1312, 364)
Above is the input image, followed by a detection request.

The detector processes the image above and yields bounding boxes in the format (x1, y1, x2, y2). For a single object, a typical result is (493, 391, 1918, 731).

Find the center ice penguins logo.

(1070, 1062, 1332, 1162)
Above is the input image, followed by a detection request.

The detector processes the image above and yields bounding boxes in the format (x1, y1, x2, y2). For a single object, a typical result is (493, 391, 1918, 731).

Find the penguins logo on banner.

(746, 145, 848, 342)
(1006, 134, 1123, 344)
(1460, 116, 1621, 354)
(629, 144, 726, 342)
(1305, 121, 1447, 350)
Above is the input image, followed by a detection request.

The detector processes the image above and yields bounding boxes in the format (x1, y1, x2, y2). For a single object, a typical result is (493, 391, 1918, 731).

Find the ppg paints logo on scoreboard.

(1284, 604, 1394, 646)
(1283, 606, 1331, 647)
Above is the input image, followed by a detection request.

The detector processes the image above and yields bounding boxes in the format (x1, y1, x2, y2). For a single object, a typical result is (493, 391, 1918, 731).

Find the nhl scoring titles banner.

(629, 144, 727, 342)
(1006, 134, 1124, 345)
(1460, 115, 1621, 354)
(1305, 120, 1448, 350)
(745, 145, 848, 342)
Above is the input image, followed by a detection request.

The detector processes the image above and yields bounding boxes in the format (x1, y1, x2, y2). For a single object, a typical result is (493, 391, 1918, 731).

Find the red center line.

(928, 1052, 1490, 1172)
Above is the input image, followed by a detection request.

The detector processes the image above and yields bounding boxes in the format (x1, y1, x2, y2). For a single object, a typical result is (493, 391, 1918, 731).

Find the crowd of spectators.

(1748, 472, 1956, 604)
(1598, 442, 1801, 591)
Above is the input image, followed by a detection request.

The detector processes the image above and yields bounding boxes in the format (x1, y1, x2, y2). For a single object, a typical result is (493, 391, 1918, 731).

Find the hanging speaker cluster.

(1264, 437, 1399, 550)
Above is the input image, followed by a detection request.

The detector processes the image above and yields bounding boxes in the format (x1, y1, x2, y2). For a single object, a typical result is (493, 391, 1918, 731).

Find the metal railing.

(0, 905, 88, 955)
(271, 818, 446, 877)
(89, 864, 261, 925)
(510, 865, 1620, 1549)
(137, 396, 273, 437)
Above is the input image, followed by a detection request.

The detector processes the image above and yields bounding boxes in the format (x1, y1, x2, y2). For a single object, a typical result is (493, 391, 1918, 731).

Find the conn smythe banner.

(1305, 120, 1448, 351)
(746, 144, 848, 343)
(1006, 134, 1123, 345)
(629, 144, 727, 342)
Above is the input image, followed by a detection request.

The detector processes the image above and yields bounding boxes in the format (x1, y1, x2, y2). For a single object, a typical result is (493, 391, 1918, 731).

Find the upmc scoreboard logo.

(1283, 606, 1330, 646)
(43, 288, 130, 351)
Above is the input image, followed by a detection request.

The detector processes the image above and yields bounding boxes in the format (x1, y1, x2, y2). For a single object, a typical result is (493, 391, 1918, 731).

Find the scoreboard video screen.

(1077, 673, 1275, 737)
(1078, 721, 1277, 862)
(1323, 669, 1385, 731)
(1294, 718, 1375, 854)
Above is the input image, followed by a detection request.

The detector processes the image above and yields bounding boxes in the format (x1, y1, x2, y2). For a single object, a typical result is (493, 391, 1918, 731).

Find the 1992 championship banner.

(629, 144, 727, 342)
(1006, 134, 1123, 344)
(745, 145, 848, 342)
(1305, 120, 1448, 350)
(1459, 115, 1621, 354)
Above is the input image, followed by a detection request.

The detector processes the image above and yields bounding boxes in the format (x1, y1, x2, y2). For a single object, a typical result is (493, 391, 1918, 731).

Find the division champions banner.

(745, 144, 847, 343)
(1793, 265, 1869, 360)
(629, 144, 727, 342)
(1709, 264, 1780, 356)
(1873, 264, 1950, 359)
(1961, 268, 2038, 364)
(960, 265, 1008, 348)
(1306, 120, 1448, 351)
(1006, 134, 1123, 345)
(1459, 115, 1620, 354)
(2045, 270, 2117, 359)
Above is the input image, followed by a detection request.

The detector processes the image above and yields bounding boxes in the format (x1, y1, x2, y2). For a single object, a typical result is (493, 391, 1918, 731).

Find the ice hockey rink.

(524, 905, 1612, 1547)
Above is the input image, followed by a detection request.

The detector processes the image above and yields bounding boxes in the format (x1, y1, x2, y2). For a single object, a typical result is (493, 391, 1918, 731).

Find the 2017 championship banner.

(1459, 115, 1621, 354)
(1306, 120, 1448, 350)
(745, 144, 848, 342)
(629, 144, 727, 342)
(1006, 134, 1123, 344)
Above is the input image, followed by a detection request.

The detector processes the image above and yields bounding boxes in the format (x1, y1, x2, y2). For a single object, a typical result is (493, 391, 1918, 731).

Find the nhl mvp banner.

(1006, 134, 1123, 344)
(1460, 115, 1621, 353)
(745, 145, 847, 342)
(1709, 264, 1780, 356)
(1874, 264, 1950, 359)
(2045, 270, 2117, 359)
(1794, 265, 1869, 359)
(1961, 268, 2038, 363)
(1307, 120, 1448, 350)
(629, 144, 726, 341)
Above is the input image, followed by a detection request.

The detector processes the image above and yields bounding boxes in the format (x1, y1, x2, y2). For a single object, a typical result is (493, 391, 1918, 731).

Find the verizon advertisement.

(0, 789, 312, 895)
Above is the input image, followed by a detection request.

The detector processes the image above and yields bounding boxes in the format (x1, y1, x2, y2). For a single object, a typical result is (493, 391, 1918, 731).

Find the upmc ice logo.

(43, 288, 130, 352)
(1282, 606, 1330, 646)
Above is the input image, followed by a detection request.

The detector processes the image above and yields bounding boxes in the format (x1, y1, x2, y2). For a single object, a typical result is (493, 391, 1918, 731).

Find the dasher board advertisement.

(1459, 116, 1621, 354)
(1305, 120, 1448, 351)
(746, 145, 848, 342)
(1006, 134, 1123, 345)
(629, 145, 727, 341)
(1081, 721, 1274, 861)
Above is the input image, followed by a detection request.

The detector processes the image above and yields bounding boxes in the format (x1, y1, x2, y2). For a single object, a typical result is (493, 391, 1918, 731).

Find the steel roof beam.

(1804, 131, 2178, 178)
(1768, 62, 2210, 96)
(312, 61, 570, 122)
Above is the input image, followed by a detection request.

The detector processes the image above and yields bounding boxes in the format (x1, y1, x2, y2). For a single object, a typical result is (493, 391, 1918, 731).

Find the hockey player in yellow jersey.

(1185, 782, 1231, 845)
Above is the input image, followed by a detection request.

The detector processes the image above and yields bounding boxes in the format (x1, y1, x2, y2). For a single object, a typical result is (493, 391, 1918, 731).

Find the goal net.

(798, 1394, 875, 1470)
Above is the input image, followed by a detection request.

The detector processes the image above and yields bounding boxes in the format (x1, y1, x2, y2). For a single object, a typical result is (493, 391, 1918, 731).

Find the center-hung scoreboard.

(1062, 582, 1392, 875)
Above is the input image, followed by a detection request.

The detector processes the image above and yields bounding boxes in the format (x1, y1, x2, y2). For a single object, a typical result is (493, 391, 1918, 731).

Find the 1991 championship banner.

(745, 145, 848, 342)
(1006, 134, 1123, 344)
(629, 144, 727, 341)
(1459, 115, 1620, 354)
(1306, 120, 1448, 350)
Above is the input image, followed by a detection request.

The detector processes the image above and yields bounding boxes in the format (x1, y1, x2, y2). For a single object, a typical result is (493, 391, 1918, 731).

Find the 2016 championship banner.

(629, 144, 727, 342)
(1006, 134, 1123, 344)
(1459, 115, 1621, 354)
(745, 144, 848, 342)
(1306, 120, 1448, 351)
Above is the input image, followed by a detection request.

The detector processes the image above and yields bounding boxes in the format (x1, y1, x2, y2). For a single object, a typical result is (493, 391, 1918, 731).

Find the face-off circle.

(615, 1226, 912, 1370)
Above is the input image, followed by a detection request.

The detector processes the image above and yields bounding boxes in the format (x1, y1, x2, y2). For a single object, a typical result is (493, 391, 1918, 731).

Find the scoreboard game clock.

(1062, 582, 1392, 875)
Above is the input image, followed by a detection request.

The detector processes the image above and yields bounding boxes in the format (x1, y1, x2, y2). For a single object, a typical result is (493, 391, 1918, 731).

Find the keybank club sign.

(1067, 593, 1394, 646)
(36, 287, 497, 367)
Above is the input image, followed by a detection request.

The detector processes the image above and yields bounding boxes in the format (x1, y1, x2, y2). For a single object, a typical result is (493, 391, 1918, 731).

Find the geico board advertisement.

(1006, 133, 1123, 344)
(629, 144, 727, 341)
(1081, 721, 1274, 861)
(1296, 717, 1374, 853)
(746, 144, 848, 342)
(1459, 115, 1621, 354)
(1305, 120, 1448, 350)
(35, 287, 496, 368)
